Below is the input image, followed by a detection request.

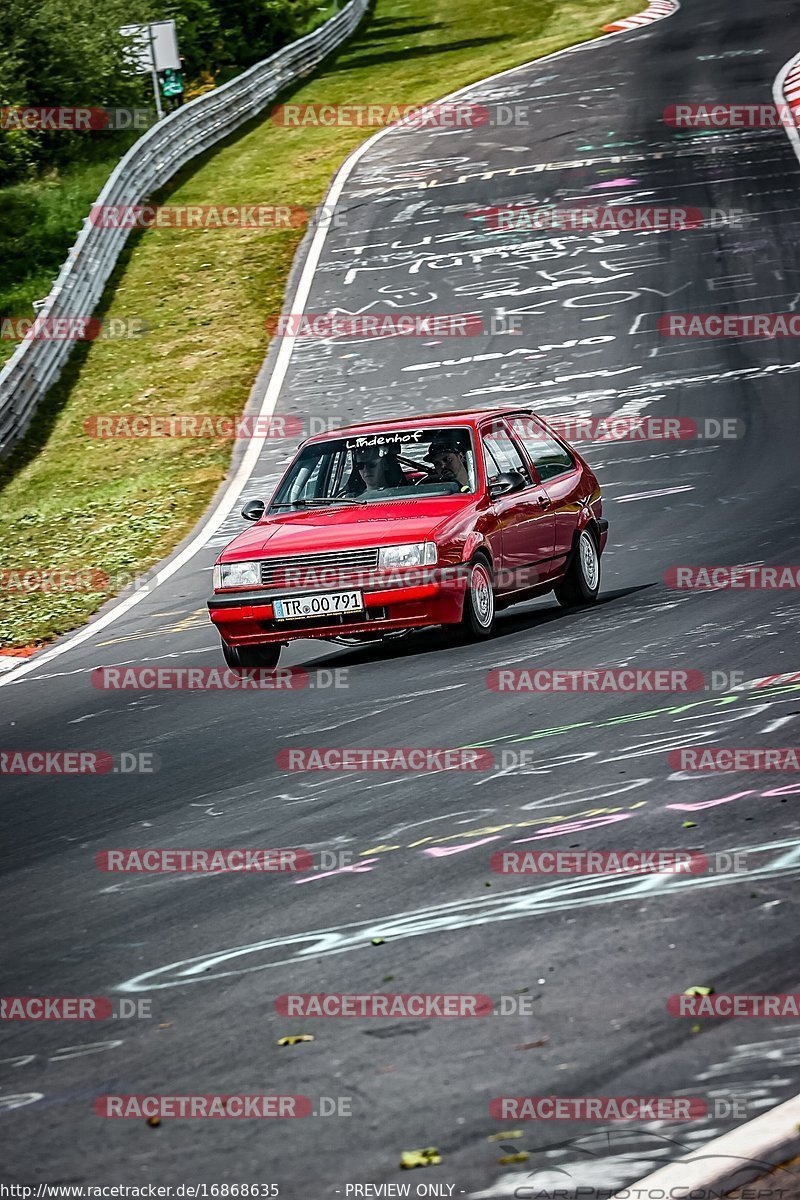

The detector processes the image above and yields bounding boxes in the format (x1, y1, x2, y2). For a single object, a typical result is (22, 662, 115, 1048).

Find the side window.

(482, 425, 533, 485)
(294, 450, 346, 500)
(324, 449, 350, 496)
(508, 416, 575, 482)
(286, 453, 323, 502)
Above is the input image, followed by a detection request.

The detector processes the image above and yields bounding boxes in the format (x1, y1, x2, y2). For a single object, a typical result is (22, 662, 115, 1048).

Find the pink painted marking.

(423, 836, 503, 858)
(589, 178, 640, 188)
(665, 791, 754, 812)
(755, 672, 800, 688)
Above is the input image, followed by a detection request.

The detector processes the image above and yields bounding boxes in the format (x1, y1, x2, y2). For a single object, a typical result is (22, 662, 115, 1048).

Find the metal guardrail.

(0, 0, 368, 457)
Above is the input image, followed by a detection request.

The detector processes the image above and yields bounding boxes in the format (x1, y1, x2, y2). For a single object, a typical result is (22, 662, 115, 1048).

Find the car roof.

(301, 407, 537, 445)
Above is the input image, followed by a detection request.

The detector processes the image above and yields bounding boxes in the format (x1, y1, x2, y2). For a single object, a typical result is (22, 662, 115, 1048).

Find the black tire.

(221, 639, 282, 671)
(554, 527, 601, 608)
(460, 556, 496, 639)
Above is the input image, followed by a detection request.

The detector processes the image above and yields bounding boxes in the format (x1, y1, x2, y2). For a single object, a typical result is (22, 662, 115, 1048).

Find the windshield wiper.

(270, 496, 366, 510)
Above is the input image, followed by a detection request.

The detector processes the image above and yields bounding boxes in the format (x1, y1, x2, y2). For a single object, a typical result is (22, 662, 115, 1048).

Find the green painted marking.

(461, 683, 800, 752)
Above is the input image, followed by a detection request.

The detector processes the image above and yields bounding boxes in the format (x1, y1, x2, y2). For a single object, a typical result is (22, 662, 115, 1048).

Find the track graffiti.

(116, 838, 800, 991)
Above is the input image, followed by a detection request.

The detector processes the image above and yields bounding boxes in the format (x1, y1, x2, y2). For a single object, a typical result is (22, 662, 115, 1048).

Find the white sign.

(120, 20, 180, 74)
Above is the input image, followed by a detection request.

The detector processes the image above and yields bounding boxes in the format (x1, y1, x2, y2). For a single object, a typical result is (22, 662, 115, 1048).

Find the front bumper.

(207, 570, 467, 646)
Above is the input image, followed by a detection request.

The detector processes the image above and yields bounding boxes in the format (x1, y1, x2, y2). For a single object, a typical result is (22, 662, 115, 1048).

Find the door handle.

(536, 494, 550, 507)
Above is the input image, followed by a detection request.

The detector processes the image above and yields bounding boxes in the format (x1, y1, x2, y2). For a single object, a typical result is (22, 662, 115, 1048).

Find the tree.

(0, 0, 156, 183)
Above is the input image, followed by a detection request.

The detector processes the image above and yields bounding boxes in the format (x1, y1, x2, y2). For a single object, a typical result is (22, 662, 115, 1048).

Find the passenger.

(425, 437, 471, 489)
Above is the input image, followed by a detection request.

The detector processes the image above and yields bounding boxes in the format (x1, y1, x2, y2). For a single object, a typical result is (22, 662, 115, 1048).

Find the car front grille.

(260, 547, 381, 589)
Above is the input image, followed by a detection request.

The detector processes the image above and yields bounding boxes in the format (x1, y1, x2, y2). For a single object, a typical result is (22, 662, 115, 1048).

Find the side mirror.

(241, 499, 266, 522)
(489, 470, 526, 499)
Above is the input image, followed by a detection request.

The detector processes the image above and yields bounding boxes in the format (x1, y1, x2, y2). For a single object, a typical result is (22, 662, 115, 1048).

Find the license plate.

(273, 590, 364, 621)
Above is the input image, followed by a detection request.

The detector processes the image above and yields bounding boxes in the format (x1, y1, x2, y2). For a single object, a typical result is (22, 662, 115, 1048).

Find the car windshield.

(270, 426, 478, 510)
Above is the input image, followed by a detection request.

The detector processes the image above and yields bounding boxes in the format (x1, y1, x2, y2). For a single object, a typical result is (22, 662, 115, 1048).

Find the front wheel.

(460, 557, 496, 639)
(221, 638, 282, 671)
(554, 528, 601, 608)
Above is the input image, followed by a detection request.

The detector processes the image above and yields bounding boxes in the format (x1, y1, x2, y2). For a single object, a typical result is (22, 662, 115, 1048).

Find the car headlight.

(213, 560, 261, 590)
(378, 542, 437, 570)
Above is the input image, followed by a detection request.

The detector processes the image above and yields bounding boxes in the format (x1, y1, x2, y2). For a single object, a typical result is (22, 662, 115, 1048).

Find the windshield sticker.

(344, 430, 426, 448)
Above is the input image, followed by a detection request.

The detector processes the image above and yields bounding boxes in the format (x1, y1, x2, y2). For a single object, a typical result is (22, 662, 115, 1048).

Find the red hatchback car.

(208, 408, 608, 669)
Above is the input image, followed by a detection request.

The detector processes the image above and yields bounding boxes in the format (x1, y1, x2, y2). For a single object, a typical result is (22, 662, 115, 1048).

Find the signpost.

(120, 20, 182, 121)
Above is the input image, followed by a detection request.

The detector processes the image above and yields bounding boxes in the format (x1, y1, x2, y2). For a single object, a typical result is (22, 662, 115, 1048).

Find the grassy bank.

(0, 3, 338, 370)
(0, 0, 640, 650)
(0, 140, 141, 365)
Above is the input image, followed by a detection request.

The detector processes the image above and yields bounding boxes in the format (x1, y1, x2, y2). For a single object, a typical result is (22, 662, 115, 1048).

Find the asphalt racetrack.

(2, 0, 800, 1193)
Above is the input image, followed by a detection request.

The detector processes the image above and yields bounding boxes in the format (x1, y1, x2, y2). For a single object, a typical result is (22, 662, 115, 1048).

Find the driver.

(346, 448, 407, 495)
(425, 436, 471, 489)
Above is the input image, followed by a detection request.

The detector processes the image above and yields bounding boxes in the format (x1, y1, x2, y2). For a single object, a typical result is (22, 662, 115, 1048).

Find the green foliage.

(0, 0, 156, 184)
(162, 0, 320, 77)
(0, 0, 327, 343)
(0, 0, 322, 186)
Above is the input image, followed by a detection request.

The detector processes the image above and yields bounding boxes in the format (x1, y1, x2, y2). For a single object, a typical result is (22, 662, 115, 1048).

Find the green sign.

(161, 68, 184, 97)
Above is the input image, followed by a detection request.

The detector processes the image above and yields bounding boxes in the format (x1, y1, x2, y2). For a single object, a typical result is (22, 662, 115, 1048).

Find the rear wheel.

(221, 638, 282, 671)
(554, 528, 601, 607)
(460, 556, 496, 639)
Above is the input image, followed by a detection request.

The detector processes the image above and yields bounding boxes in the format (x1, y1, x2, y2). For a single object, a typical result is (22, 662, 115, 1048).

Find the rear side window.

(508, 416, 575, 482)
(482, 425, 533, 485)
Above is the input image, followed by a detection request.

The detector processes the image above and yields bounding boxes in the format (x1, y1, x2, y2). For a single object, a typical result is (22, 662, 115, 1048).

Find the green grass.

(0, 139, 143, 366)
(0, 6, 338, 371)
(0, 0, 640, 650)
